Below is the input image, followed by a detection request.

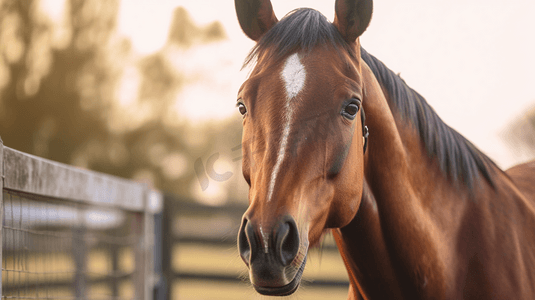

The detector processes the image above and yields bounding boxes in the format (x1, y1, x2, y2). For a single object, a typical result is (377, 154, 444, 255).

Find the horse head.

(235, 0, 372, 295)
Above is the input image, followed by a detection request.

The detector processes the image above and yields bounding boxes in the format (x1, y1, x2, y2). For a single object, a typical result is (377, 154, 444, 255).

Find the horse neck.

(335, 53, 535, 300)
(333, 62, 470, 298)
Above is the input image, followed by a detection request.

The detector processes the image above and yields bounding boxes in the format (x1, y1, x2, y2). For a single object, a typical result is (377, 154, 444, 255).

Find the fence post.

(110, 244, 120, 297)
(162, 196, 173, 299)
(134, 188, 159, 300)
(0, 137, 4, 297)
(73, 226, 87, 298)
(152, 210, 166, 300)
(134, 211, 145, 300)
(143, 191, 153, 300)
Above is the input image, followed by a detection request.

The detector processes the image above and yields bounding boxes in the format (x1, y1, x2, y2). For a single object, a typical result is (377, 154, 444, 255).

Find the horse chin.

(253, 255, 307, 296)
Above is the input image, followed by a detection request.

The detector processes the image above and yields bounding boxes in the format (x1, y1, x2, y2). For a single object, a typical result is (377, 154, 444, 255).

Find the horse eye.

(237, 102, 247, 116)
(342, 101, 360, 120)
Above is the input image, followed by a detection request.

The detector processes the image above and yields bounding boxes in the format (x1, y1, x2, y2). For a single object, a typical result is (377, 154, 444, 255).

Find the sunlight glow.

(117, 0, 179, 54)
(117, 66, 140, 107)
(38, 0, 66, 21)
(38, 0, 71, 49)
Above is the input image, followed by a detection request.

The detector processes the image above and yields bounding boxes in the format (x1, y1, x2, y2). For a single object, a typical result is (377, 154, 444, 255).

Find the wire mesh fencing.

(1, 142, 162, 300)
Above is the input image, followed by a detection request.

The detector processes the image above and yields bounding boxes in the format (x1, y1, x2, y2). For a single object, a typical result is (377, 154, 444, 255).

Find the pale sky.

(117, 0, 535, 169)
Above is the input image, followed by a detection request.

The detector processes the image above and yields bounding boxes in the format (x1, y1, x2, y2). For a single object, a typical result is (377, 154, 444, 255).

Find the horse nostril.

(239, 215, 300, 268)
(239, 217, 261, 266)
(238, 218, 252, 266)
(277, 217, 300, 266)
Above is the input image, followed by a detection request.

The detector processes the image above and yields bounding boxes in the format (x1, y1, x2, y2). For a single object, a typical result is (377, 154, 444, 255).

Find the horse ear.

(333, 0, 373, 44)
(235, 0, 278, 41)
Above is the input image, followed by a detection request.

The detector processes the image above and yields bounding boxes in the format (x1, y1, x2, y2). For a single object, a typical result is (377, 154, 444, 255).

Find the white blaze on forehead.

(281, 53, 306, 99)
(266, 53, 306, 203)
(267, 125, 290, 203)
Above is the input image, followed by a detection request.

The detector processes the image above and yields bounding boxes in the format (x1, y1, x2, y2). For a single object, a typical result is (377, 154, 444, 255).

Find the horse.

(234, 0, 535, 298)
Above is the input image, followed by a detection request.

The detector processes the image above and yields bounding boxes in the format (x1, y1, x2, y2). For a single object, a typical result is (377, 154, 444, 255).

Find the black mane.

(244, 8, 355, 67)
(246, 8, 496, 190)
(360, 49, 496, 189)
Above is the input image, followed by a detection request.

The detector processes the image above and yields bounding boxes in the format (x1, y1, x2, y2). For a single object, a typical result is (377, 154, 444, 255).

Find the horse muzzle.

(238, 214, 307, 296)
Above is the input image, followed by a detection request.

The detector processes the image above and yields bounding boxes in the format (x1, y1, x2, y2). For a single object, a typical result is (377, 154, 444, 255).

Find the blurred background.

(0, 0, 534, 299)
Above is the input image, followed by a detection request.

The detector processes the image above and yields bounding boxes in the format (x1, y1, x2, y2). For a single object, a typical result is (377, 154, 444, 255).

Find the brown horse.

(234, 0, 535, 298)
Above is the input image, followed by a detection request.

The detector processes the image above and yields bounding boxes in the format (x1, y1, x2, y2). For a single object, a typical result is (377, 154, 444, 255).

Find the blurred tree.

(104, 6, 234, 198)
(505, 106, 535, 156)
(0, 0, 119, 161)
(168, 7, 226, 47)
(0, 1, 239, 200)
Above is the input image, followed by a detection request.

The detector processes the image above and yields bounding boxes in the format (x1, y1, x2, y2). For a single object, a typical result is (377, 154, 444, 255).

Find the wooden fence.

(1, 139, 163, 300)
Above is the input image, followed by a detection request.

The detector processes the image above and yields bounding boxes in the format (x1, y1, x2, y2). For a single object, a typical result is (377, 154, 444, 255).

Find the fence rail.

(1, 140, 163, 300)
